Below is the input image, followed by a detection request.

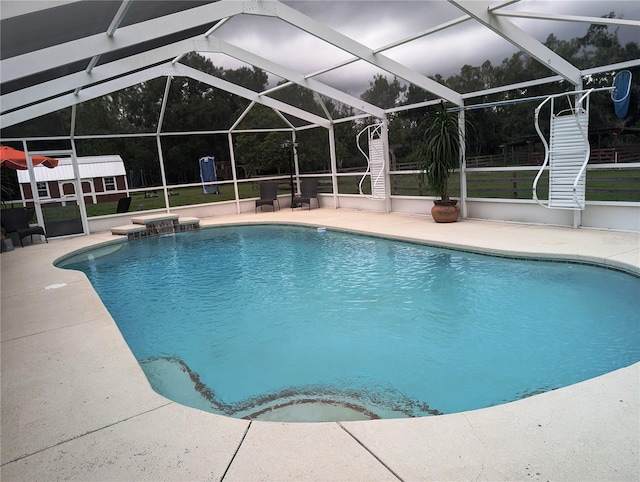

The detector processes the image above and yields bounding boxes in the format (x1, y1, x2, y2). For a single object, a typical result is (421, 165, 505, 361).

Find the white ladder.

(357, 123, 386, 199)
(533, 91, 592, 210)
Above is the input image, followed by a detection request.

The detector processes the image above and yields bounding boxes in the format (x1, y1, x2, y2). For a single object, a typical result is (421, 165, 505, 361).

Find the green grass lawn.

(85, 182, 264, 217)
(586, 169, 640, 201)
(391, 169, 640, 202)
(84, 178, 341, 216)
(4, 169, 638, 223)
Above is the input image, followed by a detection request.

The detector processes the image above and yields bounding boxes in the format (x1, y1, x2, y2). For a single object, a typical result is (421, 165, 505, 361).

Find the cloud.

(204, 0, 638, 96)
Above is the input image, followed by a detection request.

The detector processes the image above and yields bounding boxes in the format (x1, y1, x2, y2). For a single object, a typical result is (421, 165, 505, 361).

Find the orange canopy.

(0, 145, 59, 170)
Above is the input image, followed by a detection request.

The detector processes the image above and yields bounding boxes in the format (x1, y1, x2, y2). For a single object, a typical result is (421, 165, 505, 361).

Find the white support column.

(70, 104, 90, 235)
(573, 210, 581, 228)
(155, 138, 170, 213)
(88, 179, 97, 204)
(70, 141, 91, 234)
(573, 83, 583, 229)
(22, 140, 44, 229)
(18, 184, 26, 207)
(124, 171, 130, 196)
(380, 117, 392, 213)
(227, 131, 241, 214)
(292, 132, 300, 195)
(228, 102, 255, 213)
(57, 182, 66, 207)
(156, 76, 172, 213)
(458, 109, 468, 219)
(328, 125, 339, 209)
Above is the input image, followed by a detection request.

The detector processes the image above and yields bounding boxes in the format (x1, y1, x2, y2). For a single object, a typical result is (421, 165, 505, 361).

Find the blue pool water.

(60, 225, 640, 421)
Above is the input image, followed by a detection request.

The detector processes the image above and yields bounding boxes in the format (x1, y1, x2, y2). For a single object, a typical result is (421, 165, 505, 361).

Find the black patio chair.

(255, 182, 280, 212)
(116, 196, 132, 213)
(292, 179, 319, 210)
(1, 208, 48, 247)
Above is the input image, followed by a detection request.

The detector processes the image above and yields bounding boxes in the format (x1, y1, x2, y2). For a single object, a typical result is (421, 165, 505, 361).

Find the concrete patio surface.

(1, 209, 639, 481)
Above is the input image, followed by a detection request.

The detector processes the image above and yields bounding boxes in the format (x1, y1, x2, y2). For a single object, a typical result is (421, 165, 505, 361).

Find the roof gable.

(16, 155, 126, 183)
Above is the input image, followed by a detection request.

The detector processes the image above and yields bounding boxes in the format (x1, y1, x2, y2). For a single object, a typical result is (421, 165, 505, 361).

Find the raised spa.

(59, 225, 640, 422)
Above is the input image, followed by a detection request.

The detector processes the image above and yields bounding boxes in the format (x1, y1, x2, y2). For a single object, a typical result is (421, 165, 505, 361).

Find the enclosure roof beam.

(1, 33, 383, 122)
(0, 62, 330, 130)
(494, 11, 640, 28)
(462, 75, 565, 100)
(75, 0, 135, 96)
(372, 14, 471, 54)
(487, 0, 520, 12)
(581, 58, 640, 76)
(239, 0, 463, 106)
(171, 64, 331, 128)
(1, 66, 169, 128)
(106, 0, 134, 37)
(209, 37, 385, 118)
(1, 35, 232, 114)
(0, 1, 244, 84)
(284, 12, 471, 90)
(449, 0, 583, 86)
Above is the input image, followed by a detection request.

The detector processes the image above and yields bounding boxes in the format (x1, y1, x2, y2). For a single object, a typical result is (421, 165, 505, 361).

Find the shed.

(17, 155, 129, 205)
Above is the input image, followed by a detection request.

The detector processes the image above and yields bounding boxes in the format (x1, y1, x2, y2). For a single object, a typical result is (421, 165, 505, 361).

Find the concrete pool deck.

(1, 209, 639, 481)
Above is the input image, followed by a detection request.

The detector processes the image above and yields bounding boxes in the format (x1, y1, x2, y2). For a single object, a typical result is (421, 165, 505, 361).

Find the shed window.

(104, 176, 116, 191)
(36, 182, 50, 198)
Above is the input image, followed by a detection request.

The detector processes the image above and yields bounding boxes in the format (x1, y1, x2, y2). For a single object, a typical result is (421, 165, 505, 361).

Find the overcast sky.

(205, 0, 639, 96)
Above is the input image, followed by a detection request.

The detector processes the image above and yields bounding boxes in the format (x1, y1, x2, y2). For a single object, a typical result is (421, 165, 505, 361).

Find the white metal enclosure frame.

(1, 0, 639, 231)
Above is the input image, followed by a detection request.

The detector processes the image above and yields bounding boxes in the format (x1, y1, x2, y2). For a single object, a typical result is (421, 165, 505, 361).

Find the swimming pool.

(60, 225, 640, 422)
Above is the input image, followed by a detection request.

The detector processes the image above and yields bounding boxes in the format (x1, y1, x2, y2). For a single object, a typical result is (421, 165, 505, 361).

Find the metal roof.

(1, 0, 639, 130)
(16, 155, 126, 183)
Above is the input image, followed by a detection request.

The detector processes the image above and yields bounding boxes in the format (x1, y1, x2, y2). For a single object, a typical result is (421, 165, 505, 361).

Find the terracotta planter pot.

(431, 200, 460, 223)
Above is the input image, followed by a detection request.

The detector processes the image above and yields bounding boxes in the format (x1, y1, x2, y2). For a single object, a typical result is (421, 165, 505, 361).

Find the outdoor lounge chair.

(116, 196, 132, 213)
(1, 207, 48, 247)
(292, 178, 319, 210)
(255, 182, 280, 212)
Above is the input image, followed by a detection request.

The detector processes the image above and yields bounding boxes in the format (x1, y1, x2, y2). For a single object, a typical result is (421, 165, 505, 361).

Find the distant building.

(17, 155, 129, 206)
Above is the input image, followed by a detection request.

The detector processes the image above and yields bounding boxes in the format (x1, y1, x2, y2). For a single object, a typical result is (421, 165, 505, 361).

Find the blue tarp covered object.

(199, 156, 220, 194)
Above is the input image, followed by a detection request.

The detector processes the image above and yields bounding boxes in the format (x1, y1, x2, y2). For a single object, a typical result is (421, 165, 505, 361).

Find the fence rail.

(465, 145, 640, 168)
(389, 166, 640, 202)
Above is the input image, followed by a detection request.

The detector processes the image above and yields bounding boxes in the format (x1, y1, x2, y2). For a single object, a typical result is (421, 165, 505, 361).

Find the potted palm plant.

(413, 101, 464, 223)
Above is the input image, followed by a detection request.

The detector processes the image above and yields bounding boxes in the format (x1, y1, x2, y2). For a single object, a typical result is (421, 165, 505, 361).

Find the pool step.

(111, 214, 200, 239)
(110, 224, 146, 236)
(130, 213, 179, 225)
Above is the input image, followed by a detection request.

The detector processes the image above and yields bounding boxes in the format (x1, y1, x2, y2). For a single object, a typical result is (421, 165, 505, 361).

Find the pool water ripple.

(60, 225, 640, 421)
